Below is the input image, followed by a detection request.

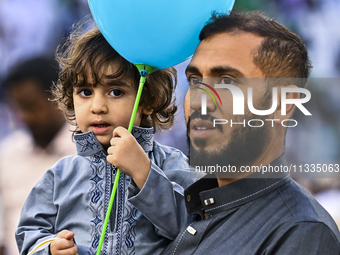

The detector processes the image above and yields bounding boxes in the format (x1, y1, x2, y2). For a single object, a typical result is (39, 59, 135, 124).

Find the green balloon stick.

(96, 64, 157, 255)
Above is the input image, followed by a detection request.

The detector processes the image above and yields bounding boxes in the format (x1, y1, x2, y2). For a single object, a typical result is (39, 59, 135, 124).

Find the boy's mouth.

(91, 121, 111, 126)
(91, 121, 112, 134)
(93, 124, 110, 128)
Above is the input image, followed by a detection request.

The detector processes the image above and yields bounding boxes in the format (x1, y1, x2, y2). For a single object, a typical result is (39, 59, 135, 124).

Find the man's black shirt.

(164, 156, 340, 255)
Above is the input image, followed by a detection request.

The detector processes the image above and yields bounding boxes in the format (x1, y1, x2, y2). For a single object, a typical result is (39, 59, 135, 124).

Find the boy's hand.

(107, 126, 151, 189)
(50, 230, 78, 255)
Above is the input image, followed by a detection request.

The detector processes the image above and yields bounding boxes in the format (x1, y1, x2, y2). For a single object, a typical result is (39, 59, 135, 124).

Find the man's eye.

(220, 77, 234, 84)
(110, 89, 123, 97)
(189, 77, 202, 86)
(78, 89, 92, 97)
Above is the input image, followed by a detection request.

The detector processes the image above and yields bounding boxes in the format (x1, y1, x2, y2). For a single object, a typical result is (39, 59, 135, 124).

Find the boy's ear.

(142, 107, 153, 115)
(273, 84, 300, 122)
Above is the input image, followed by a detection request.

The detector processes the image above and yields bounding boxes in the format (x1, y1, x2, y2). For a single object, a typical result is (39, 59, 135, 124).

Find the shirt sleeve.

(127, 149, 193, 240)
(15, 171, 56, 255)
(270, 221, 340, 255)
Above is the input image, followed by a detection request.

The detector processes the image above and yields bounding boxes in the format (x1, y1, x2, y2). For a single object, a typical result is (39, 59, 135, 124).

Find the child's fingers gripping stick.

(107, 126, 146, 171)
(111, 126, 130, 140)
(107, 126, 151, 189)
(50, 230, 78, 255)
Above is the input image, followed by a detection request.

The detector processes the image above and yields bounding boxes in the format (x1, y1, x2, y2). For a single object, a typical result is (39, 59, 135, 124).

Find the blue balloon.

(88, 0, 235, 69)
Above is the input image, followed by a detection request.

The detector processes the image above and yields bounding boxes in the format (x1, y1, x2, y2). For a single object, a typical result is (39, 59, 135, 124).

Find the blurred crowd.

(0, 0, 339, 254)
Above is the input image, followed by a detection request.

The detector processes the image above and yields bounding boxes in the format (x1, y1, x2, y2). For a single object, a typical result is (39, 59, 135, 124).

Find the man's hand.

(50, 230, 78, 255)
(0, 244, 5, 255)
(107, 126, 151, 189)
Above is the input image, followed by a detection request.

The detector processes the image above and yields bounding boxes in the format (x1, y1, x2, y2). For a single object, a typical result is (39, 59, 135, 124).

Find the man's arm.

(270, 222, 340, 255)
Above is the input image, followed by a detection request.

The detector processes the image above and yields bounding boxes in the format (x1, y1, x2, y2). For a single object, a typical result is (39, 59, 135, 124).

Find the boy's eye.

(78, 89, 92, 97)
(110, 89, 123, 97)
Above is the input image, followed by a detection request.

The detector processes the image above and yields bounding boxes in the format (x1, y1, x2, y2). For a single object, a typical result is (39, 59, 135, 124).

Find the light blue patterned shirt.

(16, 126, 192, 255)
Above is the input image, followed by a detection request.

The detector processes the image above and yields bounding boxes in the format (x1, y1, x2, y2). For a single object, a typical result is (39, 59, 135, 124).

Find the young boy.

(15, 25, 192, 255)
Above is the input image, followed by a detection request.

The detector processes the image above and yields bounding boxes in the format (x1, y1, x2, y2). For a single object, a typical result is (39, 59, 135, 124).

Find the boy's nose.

(91, 95, 108, 114)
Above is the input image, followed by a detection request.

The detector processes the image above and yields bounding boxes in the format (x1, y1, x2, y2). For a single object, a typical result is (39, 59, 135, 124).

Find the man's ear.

(273, 85, 300, 123)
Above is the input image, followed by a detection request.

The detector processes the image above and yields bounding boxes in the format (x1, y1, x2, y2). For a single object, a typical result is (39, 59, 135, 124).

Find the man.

(163, 11, 340, 254)
(0, 57, 76, 255)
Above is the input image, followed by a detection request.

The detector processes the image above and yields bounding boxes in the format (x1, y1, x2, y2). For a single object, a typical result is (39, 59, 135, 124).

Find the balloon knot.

(140, 70, 148, 77)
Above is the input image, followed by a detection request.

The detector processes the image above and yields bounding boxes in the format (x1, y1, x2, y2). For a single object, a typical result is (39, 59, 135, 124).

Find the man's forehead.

(196, 32, 263, 57)
(201, 31, 263, 46)
(186, 32, 264, 78)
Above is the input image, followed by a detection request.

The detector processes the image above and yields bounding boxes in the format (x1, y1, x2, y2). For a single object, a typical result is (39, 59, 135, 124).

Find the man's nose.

(91, 94, 108, 114)
(190, 85, 216, 114)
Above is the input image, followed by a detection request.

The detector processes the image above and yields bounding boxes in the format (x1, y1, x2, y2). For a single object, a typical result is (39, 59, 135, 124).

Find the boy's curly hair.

(52, 21, 177, 132)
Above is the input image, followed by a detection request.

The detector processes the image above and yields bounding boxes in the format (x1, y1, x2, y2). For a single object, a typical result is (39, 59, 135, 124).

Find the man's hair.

(200, 11, 312, 87)
(3, 56, 58, 94)
(52, 24, 177, 132)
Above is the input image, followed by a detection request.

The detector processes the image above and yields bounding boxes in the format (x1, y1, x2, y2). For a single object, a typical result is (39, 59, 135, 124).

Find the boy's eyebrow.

(105, 79, 132, 88)
(74, 77, 132, 88)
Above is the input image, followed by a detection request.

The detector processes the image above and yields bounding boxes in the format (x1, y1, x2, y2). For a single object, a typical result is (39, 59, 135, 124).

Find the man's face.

(185, 32, 272, 168)
(8, 79, 65, 148)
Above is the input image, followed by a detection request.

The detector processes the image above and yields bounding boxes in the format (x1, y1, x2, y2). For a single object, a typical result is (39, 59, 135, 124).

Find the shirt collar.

(74, 126, 154, 156)
(185, 155, 291, 218)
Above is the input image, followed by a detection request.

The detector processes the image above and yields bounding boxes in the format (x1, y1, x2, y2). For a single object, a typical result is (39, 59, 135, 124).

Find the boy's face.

(73, 62, 145, 150)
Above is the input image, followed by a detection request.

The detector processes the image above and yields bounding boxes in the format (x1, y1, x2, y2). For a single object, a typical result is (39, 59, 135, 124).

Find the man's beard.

(188, 111, 271, 172)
